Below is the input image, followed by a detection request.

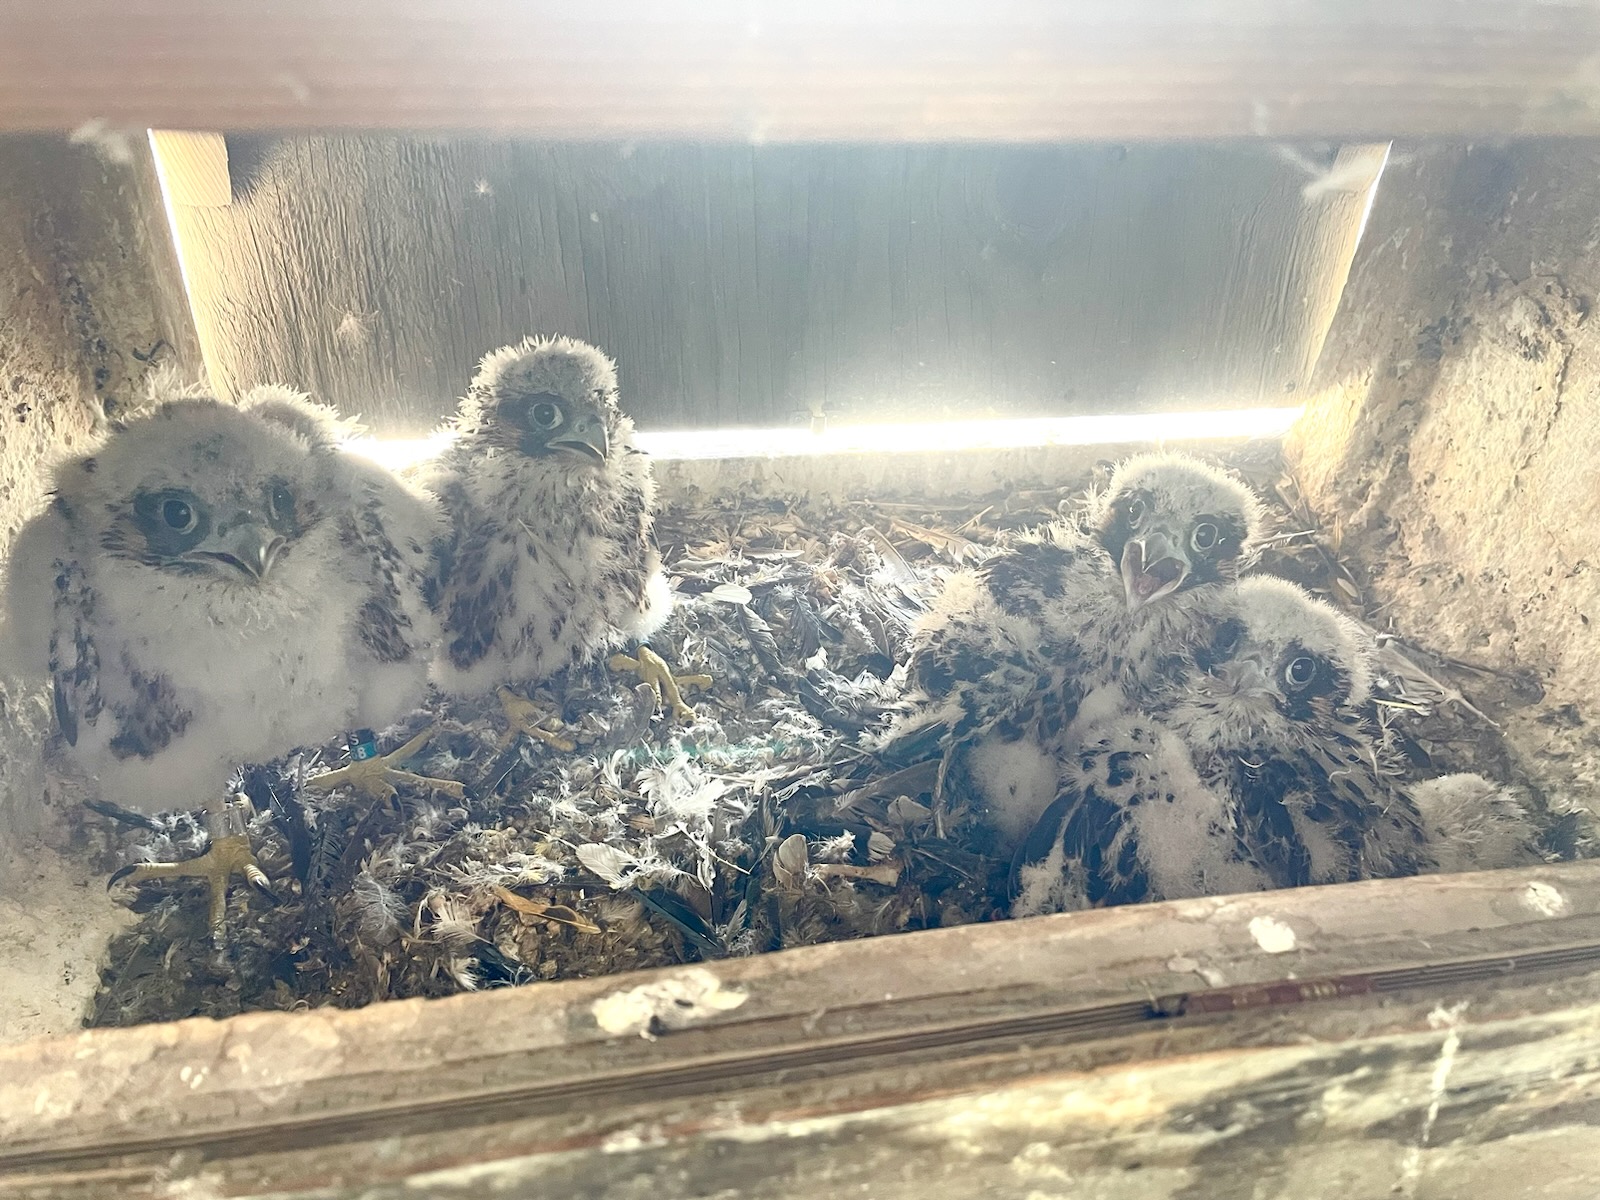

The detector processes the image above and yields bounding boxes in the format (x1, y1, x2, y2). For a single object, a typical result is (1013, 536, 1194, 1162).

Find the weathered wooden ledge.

(4, 861, 1600, 1198)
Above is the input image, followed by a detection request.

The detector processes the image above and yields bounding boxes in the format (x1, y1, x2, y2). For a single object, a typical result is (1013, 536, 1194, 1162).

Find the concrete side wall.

(0, 136, 199, 1041)
(1289, 143, 1600, 806)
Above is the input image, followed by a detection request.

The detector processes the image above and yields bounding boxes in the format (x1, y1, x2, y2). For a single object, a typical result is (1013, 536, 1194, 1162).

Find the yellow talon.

(609, 646, 712, 722)
(305, 726, 468, 803)
(495, 687, 577, 753)
(110, 792, 274, 947)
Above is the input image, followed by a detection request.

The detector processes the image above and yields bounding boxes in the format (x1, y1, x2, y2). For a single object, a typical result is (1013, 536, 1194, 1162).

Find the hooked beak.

(549, 410, 608, 463)
(196, 519, 285, 582)
(1120, 529, 1190, 614)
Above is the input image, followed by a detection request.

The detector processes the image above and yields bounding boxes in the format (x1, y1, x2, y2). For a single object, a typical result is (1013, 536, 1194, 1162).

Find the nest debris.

(86, 458, 1584, 1027)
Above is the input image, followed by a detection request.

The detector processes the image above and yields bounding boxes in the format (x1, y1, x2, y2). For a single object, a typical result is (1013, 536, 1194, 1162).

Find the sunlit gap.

(148, 130, 203, 352)
(1353, 144, 1390, 250)
(345, 407, 1305, 472)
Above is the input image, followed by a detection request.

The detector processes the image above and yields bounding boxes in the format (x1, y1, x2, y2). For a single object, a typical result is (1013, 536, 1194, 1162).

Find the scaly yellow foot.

(306, 726, 468, 803)
(608, 645, 712, 722)
(109, 792, 275, 947)
(495, 687, 577, 752)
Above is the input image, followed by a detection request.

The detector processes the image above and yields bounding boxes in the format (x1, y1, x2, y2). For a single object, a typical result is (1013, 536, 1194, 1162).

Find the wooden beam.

(5, 1, 1600, 140)
(4, 862, 1600, 1197)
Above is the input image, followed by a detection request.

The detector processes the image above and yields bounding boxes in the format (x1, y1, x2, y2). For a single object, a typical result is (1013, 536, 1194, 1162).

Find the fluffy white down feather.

(1409, 773, 1542, 873)
(1011, 715, 1269, 917)
(1012, 576, 1435, 916)
(1, 387, 441, 812)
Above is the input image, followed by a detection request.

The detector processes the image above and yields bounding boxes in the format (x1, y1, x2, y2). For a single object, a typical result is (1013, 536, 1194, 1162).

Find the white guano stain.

(1397, 1001, 1469, 1195)
(591, 967, 748, 1039)
(1522, 880, 1568, 918)
(1247, 915, 1297, 954)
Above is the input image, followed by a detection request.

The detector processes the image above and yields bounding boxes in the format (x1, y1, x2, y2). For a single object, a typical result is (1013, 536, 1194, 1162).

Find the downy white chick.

(2, 385, 442, 813)
(424, 337, 695, 726)
(1012, 576, 1434, 916)
(884, 452, 1266, 849)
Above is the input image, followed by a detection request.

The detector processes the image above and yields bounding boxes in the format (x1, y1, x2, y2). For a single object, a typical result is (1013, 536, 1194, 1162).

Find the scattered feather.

(773, 834, 810, 891)
(493, 885, 602, 934)
(816, 862, 901, 887)
(577, 843, 644, 889)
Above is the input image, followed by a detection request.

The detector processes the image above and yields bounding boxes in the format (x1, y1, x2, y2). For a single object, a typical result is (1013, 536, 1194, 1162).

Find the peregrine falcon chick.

(425, 336, 681, 708)
(1157, 576, 1432, 887)
(2, 385, 443, 814)
(244, 385, 444, 732)
(885, 452, 1265, 849)
(1014, 577, 1434, 916)
(1009, 712, 1271, 915)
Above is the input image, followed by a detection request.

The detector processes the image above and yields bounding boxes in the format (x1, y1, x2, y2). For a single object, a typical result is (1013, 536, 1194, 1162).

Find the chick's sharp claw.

(495, 687, 576, 752)
(109, 793, 276, 947)
(305, 726, 468, 803)
(609, 645, 712, 722)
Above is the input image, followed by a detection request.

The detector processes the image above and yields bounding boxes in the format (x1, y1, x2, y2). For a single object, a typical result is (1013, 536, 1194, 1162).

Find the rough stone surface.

(1290, 143, 1600, 813)
(0, 136, 198, 1041)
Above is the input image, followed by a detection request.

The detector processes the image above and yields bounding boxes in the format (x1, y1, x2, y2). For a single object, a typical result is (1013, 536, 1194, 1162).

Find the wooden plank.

(148, 130, 231, 207)
(160, 139, 1378, 432)
(14, 978, 1600, 1199)
(6, 1, 1600, 140)
(4, 862, 1600, 1197)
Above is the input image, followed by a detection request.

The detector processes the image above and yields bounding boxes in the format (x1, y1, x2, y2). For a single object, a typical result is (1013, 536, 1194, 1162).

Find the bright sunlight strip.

(346, 406, 1303, 471)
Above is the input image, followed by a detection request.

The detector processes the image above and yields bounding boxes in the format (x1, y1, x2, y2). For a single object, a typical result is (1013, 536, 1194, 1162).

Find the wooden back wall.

(164, 137, 1384, 435)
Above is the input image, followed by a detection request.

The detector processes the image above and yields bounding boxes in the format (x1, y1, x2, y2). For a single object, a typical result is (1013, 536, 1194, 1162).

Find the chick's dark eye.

(1191, 521, 1220, 552)
(1125, 497, 1146, 524)
(270, 484, 294, 516)
(1284, 656, 1319, 691)
(530, 401, 562, 429)
(161, 499, 196, 532)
